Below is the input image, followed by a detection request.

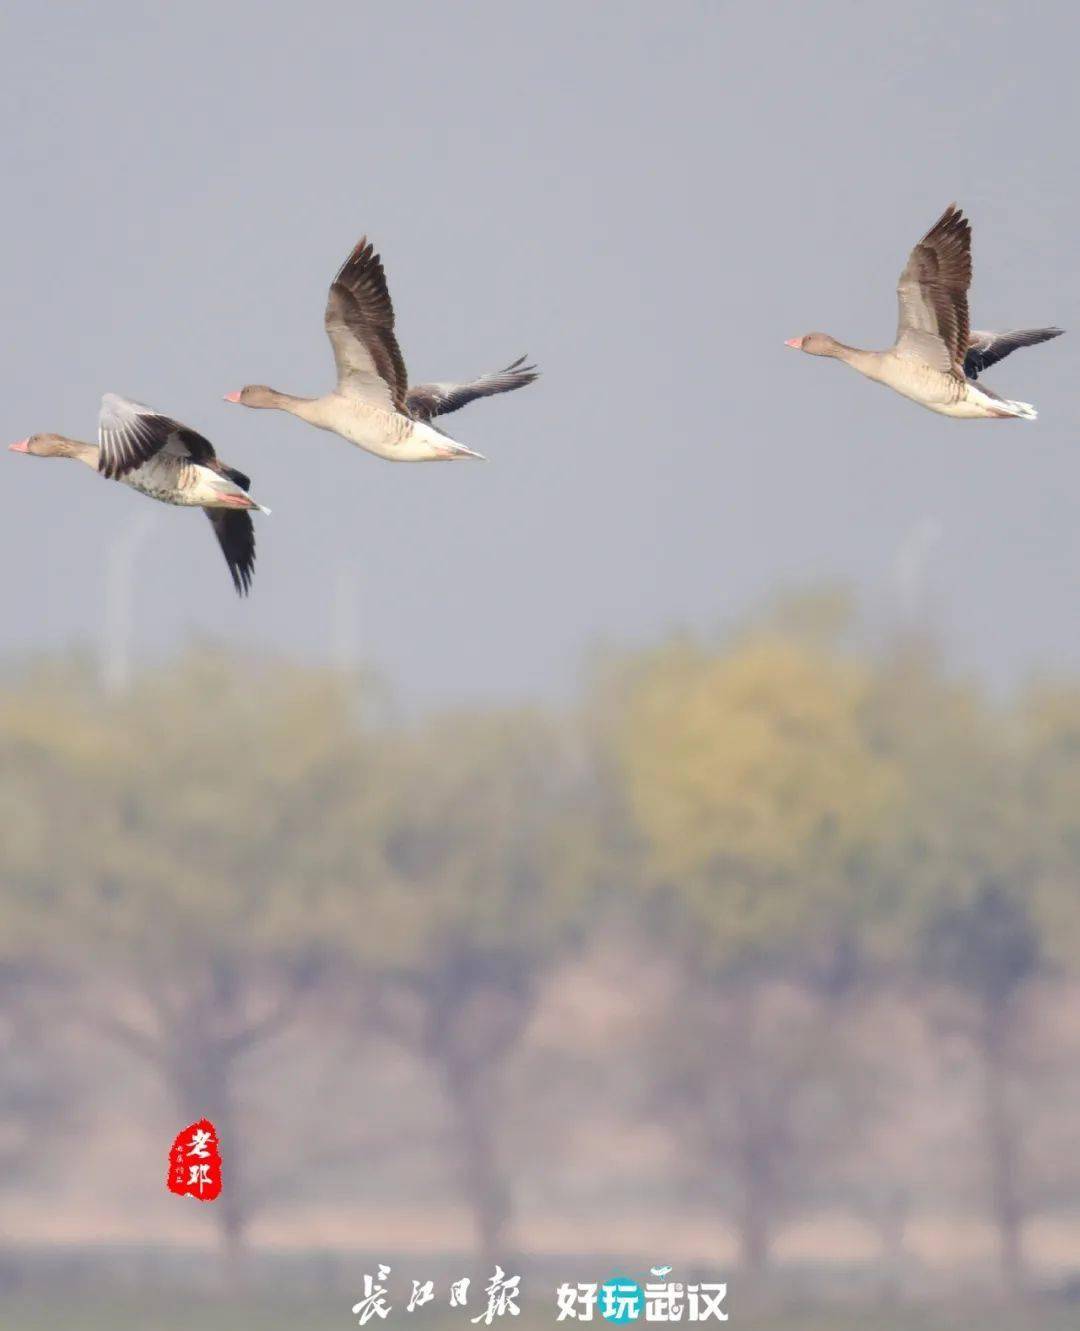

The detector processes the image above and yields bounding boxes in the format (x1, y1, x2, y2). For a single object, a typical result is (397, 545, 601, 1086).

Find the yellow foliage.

(616, 633, 897, 955)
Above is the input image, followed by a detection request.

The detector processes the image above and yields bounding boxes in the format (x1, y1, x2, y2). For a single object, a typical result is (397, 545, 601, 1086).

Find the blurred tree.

(920, 881, 1041, 1292)
(864, 638, 1029, 946)
(321, 709, 598, 1263)
(2, 652, 360, 1280)
(0, 662, 90, 1235)
(613, 620, 895, 1272)
(1018, 682, 1080, 967)
(0, 963, 73, 1205)
(870, 643, 1050, 1294)
(4, 612, 1079, 1295)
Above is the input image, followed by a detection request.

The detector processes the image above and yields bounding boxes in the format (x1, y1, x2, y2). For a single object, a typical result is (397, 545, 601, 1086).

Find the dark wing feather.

(218, 461, 252, 492)
(895, 204, 973, 376)
(406, 356, 540, 423)
(98, 393, 218, 479)
(324, 237, 408, 411)
(205, 509, 256, 597)
(964, 327, 1064, 380)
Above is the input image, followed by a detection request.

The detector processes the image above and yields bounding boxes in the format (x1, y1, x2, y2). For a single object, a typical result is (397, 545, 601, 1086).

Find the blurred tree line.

(2, 589, 1080, 1295)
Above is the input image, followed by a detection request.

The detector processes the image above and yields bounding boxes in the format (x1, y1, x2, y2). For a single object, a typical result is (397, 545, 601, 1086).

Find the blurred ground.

(3, 1295, 1080, 1331)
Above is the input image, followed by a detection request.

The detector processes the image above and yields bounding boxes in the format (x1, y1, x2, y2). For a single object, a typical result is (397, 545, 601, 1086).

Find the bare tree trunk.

(213, 1087, 249, 1288)
(732, 1113, 774, 1274)
(980, 999, 1025, 1294)
(872, 1187, 911, 1303)
(440, 1057, 512, 1266)
(420, 965, 534, 1267)
(167, 1029, 249, 1288)
(729, 985, 775, 1276)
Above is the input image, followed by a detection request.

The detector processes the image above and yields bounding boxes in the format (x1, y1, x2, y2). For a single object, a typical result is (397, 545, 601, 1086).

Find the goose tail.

(442, 439, 487, 460)
(997, 398, 1038, 421)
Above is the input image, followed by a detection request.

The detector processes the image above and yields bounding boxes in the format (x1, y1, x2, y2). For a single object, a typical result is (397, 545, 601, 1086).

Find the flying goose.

(224, 236, 538, 461)
(9, 394, 267, 595)
(786, 204, 1062, 420)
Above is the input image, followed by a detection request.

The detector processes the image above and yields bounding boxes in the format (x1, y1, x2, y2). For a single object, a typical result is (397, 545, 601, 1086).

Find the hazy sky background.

(2, 0, 1078, 707)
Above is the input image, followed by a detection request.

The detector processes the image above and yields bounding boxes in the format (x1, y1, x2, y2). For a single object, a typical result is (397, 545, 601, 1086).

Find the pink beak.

(784, 337, 804, 349)
(9, 439, 29, 453)
(223, 391, 242, 404)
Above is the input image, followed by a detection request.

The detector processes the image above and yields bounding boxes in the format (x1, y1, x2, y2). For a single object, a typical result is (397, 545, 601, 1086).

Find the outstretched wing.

(98, 393, 217, 480)
(964, 327, 1064, 380)
(406, 356, 540, 423)
(324, 237, 408, 411)
(204, 509, 256, 597)
(895, 204, 972, 377)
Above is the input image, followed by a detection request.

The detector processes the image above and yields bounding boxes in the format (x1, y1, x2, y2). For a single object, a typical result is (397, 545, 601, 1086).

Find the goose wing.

(204, 509, 256, 597)
(324, 237, 408, 412)
(965, 327, 1063, 379)
(895, 204, 972, 377)
(98, 393, 218, 480)
(406, 356, 539, 423)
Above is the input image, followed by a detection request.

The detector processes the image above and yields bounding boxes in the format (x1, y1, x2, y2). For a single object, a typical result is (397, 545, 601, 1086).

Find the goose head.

(785, 333, 845, 357)
(9, 433, 84, 458)
(224, 385, 281, 408)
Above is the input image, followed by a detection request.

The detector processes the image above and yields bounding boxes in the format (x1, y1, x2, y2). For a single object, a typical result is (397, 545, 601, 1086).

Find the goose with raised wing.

(224, 237, 538, 461)
(786, 204, 1062, 420)
(9, 394, 267, 595)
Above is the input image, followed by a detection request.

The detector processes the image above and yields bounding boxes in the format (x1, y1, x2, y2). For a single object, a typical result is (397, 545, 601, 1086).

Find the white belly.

(922, 384, 1035, 420)
(924, 389, 1004, 419)
(876, 365, 1022, 420)
(303, 397, 470, 461)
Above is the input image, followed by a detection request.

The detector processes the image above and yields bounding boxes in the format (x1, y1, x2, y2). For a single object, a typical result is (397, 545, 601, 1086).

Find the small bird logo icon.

(650, 1266, 673, 1279)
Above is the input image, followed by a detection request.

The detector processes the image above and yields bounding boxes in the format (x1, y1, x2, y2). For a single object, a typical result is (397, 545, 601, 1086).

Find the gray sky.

(2, 0, 1079, 706)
